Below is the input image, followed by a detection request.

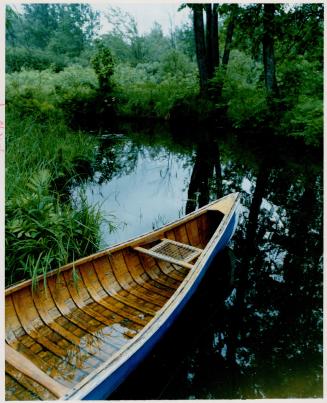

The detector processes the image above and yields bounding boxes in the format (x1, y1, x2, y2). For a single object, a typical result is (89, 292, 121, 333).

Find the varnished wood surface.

(5, 193, 239, 400)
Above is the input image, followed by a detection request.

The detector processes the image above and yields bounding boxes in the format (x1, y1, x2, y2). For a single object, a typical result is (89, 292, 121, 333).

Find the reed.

(5, 107, 114, 286)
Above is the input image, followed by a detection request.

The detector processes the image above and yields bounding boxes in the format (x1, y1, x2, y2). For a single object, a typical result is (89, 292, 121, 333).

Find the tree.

(262, 4, 278, 98)
(192, 4, 209, 95)
(91, 41, 115, 94)
(105, 6, 147, 65)
(10, 4, 100, 55)
(186, 3, 236, 97)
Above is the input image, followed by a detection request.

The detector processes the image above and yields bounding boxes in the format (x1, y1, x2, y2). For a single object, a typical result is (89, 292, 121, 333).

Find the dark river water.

(75, 121, 323, 399)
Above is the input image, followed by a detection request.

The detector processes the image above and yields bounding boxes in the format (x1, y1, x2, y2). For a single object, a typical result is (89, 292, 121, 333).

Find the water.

(75, 122, 323, 399)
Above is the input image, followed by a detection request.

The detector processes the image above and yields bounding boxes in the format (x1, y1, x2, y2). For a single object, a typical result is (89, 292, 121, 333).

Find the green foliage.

(7, 4, 100, 55)
(215, 50, 268, 127)
(5, 107, 97, 200)
(5, 68, 107, 285)
(6, 47, 67, 73)
(113, 62, 198, 118)
(160, 49, 194, 76)
(277, 56, 323, 145)
(91, 41, 115, 93)
(6, 170, 108, 286)
(6, 66, 98, 122)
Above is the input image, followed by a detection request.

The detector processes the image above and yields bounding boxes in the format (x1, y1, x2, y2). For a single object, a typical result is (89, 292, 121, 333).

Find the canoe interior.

(5, 208, 225, 400)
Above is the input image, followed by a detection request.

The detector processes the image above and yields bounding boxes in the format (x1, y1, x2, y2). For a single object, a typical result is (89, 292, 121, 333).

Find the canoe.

(5, 192, 240, 400)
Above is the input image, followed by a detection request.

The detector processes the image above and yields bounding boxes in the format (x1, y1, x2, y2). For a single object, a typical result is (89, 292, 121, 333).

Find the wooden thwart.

(5, 344, 69, 398)
(133, 238, 203, 270)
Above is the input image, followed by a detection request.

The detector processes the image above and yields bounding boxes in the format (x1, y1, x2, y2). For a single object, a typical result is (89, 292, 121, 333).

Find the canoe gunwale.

(62, 192, 240, 400)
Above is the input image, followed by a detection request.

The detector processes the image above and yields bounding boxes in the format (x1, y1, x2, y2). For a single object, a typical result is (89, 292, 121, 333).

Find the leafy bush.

(91, 41, 115, 93)
(113, 62, 198, 118)
(6, 66, 99, 122)
(277, 57, 323, 145)
(217, 50, 268, 128)
(214, 50, 323, 145)
(6, 46, 67, 73)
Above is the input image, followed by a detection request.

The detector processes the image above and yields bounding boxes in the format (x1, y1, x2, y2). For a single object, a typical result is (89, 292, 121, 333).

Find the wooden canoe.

(5, 192, 240, 400)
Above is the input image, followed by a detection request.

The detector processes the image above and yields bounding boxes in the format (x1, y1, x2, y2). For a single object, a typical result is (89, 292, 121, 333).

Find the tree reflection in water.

(79, 123, 322, 399)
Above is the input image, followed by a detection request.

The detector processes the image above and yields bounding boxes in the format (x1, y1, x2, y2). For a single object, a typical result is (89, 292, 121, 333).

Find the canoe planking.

(5, 192, 240, 400)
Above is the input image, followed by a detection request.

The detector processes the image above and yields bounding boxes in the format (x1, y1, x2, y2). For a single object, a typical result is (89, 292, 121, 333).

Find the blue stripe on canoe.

(83, 211, 237, 400)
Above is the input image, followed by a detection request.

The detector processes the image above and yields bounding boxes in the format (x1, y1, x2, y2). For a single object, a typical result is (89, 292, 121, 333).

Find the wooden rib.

(62, 268, 138, 345)
(197, 213, 210, 246)
(93, 255, 161, 316)
(6, 336, 73, 387)
(7, 296, 86, 386)
(5, 374, 28, 401)
(137, 254, 180, 289)
(6, 362, 57, 401)
(156, 260, 186, 282)
(173, 223, 190, 245)
(6, 295, 25, 344)
(164, 229, 176, 241)
(185, 218, 203, 248)
(110, 251, 168, 306)
(63, 268, 135, 332)
(93, 257, 154, 324)
(5, 344, 69, 398)
(133, 246, 194, 269)
(11, 290, 78, 361)
(122, 249, 174, 298)
(46, 276, 118, 356)
(121, 250, 177, 297)
(5, 372, 38, 401)
(31, 282, 110, 362)
(78, 262, 145, 335)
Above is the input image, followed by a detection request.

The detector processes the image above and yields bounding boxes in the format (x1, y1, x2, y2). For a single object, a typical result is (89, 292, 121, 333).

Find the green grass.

(5, 104, 113, 286)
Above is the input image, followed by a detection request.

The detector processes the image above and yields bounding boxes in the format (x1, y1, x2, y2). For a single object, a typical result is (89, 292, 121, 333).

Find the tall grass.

(5, 94, 111, 285)
(6, 108, 97, 199)
(5, 169, 113, 287)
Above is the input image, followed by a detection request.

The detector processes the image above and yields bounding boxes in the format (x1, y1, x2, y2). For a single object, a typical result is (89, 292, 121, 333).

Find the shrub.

(6, 66, 99, 123)
(6, 46, 67, 73)
(112, 62, 198, 118)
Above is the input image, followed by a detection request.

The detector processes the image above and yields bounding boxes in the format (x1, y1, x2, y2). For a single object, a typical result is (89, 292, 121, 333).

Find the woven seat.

(133, 239, 203, 269)
(151, 239, 202, 263)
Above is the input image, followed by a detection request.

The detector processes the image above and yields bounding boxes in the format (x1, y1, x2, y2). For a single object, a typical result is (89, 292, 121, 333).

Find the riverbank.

(5, 98, 108, 285)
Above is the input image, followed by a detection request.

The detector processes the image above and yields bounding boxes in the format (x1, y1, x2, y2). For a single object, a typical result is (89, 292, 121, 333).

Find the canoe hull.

(5, 193, 240, 401)
(82, 207, 239, 400)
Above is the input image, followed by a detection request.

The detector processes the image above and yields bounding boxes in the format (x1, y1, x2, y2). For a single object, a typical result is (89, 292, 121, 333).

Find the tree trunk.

(193, 5, 208, 95)
(222, 10, 235, 67)
(211, 4, 219, 72)
(263, 4, 278, 98)
(205, 4, 213, 79)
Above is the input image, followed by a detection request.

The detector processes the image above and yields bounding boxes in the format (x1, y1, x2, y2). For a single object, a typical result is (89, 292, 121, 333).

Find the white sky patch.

(94, 3, 191, 35)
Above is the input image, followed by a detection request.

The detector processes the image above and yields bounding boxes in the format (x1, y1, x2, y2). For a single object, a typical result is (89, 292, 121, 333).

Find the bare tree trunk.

(211, 4, 219, 72)
(193, 5, 208, 95)
(222, 10, 235, 67)
(263, 4, 278, 98)
(213, 6, 236, 99)
(205, 4, 213, 79)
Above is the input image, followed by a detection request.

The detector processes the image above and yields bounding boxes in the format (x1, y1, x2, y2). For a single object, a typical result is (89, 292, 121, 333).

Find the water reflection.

(75, 123, 322, 398)
(186, 129, 223, 213)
